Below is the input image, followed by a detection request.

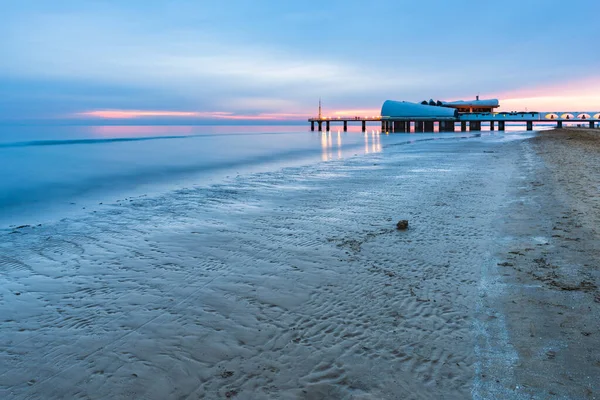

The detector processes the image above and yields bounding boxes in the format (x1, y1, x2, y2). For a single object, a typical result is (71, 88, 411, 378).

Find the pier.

(309, 113, 599, 132)
(309, 98, 600, 132)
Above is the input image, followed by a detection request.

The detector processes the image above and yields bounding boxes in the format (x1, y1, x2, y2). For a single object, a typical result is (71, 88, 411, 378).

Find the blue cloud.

(1, 0, 599, 122)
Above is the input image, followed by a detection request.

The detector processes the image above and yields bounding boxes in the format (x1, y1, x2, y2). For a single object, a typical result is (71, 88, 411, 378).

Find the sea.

(0, 123, 533, 227)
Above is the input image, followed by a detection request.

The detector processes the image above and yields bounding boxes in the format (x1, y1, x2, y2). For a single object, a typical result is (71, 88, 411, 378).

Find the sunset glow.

(77, 110, 312, 121)
(331, 109, 381, 117)
(78, 110, 203, 119)
(499, 95, 600, 112)
(493, 77, 600, 111)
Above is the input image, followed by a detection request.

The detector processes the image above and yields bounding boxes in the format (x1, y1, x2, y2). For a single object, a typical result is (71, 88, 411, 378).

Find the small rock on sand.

(396, 220, 409, 230)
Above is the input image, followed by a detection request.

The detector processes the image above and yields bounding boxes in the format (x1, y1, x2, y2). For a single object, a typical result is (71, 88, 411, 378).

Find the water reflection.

(89, 125, 196, 137)
(320, 130, 382, 161)
(321, 131, 330, 161)
(372, 130, 381, 153)
(88, 125, 309, 138)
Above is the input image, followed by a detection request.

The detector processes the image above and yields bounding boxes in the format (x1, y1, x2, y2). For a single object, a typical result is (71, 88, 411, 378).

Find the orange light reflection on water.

(320, 131, 382, 161)
(321, 132, 330, 161)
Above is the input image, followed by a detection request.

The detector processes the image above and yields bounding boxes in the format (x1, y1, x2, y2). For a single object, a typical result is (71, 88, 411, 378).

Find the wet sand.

(0, 131, 599, 399)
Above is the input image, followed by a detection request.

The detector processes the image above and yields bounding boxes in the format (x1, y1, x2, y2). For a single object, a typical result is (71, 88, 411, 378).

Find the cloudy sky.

(1, 0, 599, 123)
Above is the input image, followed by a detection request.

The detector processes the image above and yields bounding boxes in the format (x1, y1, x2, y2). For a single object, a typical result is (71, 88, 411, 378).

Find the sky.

(1, 0, 600, 124)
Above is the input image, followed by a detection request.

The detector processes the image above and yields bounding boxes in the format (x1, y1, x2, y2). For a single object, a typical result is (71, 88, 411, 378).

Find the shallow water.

(0, 126, 538, 398)
(0, 124, 531, 226)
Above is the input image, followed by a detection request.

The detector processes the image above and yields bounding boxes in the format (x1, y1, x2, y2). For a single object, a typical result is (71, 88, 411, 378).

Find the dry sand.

(490, 128, 600, 399)
(0, 130, 599, 399)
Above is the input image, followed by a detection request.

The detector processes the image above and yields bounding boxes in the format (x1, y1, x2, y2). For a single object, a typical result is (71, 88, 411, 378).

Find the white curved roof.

(441, 99, 499, 108)
(381, 100, 457, 119)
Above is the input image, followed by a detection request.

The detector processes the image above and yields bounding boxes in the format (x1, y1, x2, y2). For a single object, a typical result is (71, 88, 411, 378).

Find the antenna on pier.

(318, 98, 322, 119)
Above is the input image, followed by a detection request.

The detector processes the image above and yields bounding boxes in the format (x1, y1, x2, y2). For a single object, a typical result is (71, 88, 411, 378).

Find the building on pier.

(439, 96, 500, 113)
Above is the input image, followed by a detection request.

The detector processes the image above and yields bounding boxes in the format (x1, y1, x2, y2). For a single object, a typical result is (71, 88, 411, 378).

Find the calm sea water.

(0, 123, 532, 226)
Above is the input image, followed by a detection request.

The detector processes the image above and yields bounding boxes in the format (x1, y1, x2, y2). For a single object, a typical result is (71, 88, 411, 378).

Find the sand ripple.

(0, 135, 545, 399)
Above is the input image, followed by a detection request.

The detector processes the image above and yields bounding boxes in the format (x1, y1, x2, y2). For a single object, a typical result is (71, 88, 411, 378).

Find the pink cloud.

(75, 110, 310, 121)
(78, 110, 203, 119)
(491, 77, 600, 111)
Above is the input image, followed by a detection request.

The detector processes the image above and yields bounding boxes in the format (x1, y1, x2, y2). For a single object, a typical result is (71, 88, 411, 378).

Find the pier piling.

(343, 121, 347, 132)
(361, 121, 366, 132)
(499, 121, 505, 131)
(461, 121, 467, 132)
(393, 121, 406, 133)
(490, 121, 495, 131)
(526, 121, 533, 131)
(442, 121, 455, 132)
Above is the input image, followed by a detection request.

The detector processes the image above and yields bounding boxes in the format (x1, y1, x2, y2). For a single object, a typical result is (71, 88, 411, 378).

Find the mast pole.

(318, 98, 322, 119)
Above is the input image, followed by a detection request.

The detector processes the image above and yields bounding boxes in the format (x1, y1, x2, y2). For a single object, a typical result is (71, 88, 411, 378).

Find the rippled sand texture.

(2, 133, 593, 399)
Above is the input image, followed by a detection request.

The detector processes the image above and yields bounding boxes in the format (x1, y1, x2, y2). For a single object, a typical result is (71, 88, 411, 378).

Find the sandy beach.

(490, 128, 600, 399)
(1, 130, 599, 399)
